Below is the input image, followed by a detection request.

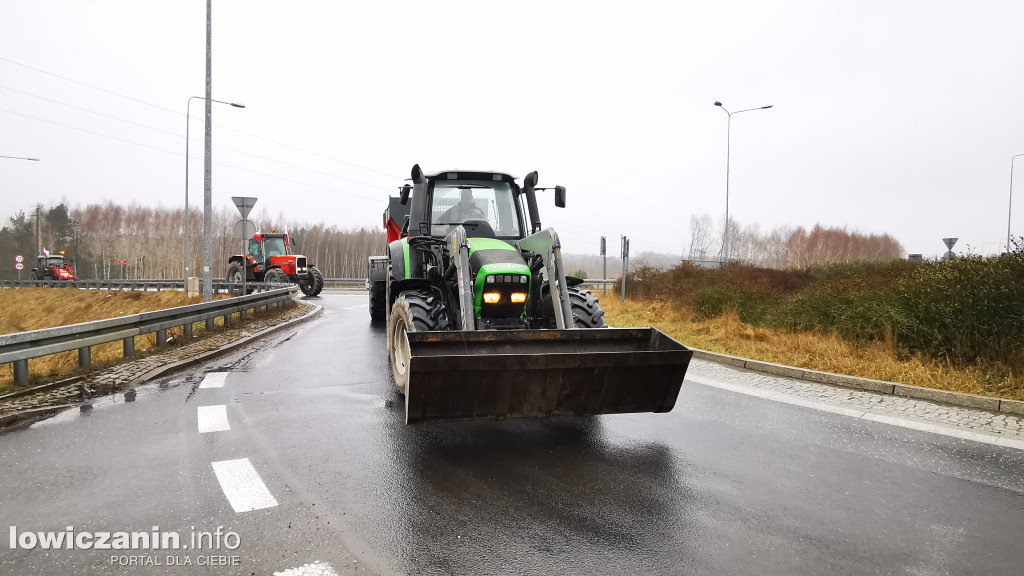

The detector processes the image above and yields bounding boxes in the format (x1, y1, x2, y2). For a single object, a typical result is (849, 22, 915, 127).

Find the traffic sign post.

(942, 237, 958, 261)
(15, 255, 23, 280)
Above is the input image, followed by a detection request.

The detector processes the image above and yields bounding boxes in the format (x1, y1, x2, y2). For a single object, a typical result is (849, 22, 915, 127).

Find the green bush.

(640, 242, 1024, 370)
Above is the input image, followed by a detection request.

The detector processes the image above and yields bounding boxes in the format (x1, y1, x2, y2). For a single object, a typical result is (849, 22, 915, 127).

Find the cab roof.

(421, 170, 518, 183)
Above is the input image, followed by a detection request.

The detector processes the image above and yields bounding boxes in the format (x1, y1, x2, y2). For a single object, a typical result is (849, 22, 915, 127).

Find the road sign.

(15, 255, 23, 263)
(232, 196, 258, 219)
(942, 237, 958, 250)
(15, 263, 23, 270)
(233, 219, 257, 238)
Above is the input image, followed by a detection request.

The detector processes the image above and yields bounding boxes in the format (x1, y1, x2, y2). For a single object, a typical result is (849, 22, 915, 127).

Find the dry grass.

(0, 288, 230, 388)
(601, 298, 1024, 401)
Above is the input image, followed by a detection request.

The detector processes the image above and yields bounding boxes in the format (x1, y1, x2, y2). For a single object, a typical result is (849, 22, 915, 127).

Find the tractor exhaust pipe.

(523, 171, 542, 234)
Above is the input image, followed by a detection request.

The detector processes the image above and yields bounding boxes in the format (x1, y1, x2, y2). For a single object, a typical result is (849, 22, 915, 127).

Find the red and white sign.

(15, 255, 24, 263)
(15, 263, 24, 271)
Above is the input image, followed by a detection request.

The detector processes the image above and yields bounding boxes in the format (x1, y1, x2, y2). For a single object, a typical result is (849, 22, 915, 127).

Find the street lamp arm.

(733, 105, 774, 115)
(0, 155, 40, 161)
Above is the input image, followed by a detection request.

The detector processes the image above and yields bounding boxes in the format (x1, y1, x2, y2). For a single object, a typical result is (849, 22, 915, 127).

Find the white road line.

(198, 372, 229, 388)
(692, 375, 1024, 451)
(274, 561, 339, 576)
(211, 458, 279, 513)
(197, 405, 230, 433)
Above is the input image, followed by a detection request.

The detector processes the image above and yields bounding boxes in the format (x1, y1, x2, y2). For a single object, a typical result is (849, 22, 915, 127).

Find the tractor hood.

(468, 238, 531, 318)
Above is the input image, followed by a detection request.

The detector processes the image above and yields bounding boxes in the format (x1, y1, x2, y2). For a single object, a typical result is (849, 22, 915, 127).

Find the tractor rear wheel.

(369, 281, 386, 321)
(567, 287, 607, 328)
(30, 270, 38, 281)
(226, 263, 245, 294)
(387, 289, 450, 395)
(538, 284, 608, 328)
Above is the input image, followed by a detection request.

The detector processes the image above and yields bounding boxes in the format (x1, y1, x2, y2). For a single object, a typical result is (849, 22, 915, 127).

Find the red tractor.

(226, 230, 324, 296)
(30, 251, 75, 281)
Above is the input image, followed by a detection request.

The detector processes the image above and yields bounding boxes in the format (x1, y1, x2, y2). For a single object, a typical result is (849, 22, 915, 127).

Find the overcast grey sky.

(2, 0, 1023, 258)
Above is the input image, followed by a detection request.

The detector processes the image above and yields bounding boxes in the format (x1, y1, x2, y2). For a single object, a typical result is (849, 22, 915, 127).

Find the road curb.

(0, 303, 323, 431)
(689, 348, 1023, 416)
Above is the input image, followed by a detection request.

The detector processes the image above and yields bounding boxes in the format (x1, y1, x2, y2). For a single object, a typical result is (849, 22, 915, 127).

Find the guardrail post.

(223, 313, 232, 326)
(184, 323, 193, 339)
(206, 317, 215, 330)
(78, 346, 91, 368)
(156, 329, 167, 346)
(123, 336, 134, 358)
(13, 360, 28, 386)
(240, 306, 248, 320)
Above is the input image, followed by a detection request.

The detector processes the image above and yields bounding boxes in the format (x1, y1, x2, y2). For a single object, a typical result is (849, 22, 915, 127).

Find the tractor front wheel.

(300, 266, 324, 297)
(387, 289, 450, 395)
(265, 268, 289, 285)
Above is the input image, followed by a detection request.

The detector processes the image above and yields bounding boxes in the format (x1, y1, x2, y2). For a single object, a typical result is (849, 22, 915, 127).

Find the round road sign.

(15, 255, 24, 263)
(15, 263, 24, 270)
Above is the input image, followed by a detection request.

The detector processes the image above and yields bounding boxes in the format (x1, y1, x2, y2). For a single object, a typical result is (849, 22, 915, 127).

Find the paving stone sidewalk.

(689, 358, 1024, 440)
(0, 302, 316, 417)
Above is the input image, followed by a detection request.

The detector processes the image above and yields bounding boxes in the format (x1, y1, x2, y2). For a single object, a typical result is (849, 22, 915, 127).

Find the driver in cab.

(441, 189, 486, 223)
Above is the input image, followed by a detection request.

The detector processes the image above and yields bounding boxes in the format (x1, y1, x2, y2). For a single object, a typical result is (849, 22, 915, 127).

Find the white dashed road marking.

(211, 458, 279, 513)
(197, 405, 230, 433)
(274, 561, 339, 576)
(198, 372, 229, 388)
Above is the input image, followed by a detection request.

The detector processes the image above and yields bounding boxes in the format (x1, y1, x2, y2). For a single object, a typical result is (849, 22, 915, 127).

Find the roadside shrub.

(640, 242, 1024, 371)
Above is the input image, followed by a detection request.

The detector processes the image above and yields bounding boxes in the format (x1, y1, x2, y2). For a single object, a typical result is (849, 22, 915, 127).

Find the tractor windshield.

(44, 257, 65, 267)
(431, 180, 522, 238)
(264, 237, 287, 257)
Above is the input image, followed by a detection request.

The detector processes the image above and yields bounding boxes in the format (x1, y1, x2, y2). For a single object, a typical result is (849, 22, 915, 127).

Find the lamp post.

(0, 156, 40, 161)
(1009, 154, 1024, 253)
(713, 101, 773, 262)
(184, 96, 243, 294)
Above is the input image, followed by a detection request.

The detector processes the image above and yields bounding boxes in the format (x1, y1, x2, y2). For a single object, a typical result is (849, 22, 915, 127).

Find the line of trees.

(687, 214, 903, 268)
(0, 202, 386, 281)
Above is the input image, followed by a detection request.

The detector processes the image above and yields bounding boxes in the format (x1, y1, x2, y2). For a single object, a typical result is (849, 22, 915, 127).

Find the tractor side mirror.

(400, 184, 411, 205)
(554, 185, 566, 208)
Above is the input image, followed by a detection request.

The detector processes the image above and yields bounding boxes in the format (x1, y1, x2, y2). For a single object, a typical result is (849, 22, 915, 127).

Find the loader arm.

(445, 225, 476, 331)
(518, 228, 575, 330)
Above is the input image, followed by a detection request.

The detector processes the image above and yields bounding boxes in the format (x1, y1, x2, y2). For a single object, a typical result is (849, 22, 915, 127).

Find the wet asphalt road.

(1, 292, 1023, 575)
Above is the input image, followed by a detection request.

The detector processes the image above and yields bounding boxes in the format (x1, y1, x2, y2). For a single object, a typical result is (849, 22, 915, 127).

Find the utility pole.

(620, 235, 629, 303)
(35, 203, 41, 257)
(201, 0, 214, 302)
(600, 236, 607, 295)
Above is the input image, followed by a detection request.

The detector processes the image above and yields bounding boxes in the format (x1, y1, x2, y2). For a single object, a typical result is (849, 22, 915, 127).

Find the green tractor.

(368, 165, 693, 424)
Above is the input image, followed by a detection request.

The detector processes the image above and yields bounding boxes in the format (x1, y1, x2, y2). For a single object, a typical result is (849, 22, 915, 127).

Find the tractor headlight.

(483, 292, 501, 304)
(510, 293, 527, 303)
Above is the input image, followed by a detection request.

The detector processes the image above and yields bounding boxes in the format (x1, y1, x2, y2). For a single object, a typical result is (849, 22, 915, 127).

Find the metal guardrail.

(0, 279, 294, 293)
(0, 285, 298, 386)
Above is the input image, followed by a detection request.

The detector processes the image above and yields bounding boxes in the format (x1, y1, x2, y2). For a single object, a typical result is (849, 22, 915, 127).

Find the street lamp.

(184, 96, 243, 294)
(1009, 153, 1023, 253)
(0, 156, 40, 161)
(713, 101, 773, 262)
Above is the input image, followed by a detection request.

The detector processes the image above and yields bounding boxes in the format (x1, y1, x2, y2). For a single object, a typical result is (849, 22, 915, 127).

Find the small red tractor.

(30, 250, 75, 281)
(227, 230, 324, 296)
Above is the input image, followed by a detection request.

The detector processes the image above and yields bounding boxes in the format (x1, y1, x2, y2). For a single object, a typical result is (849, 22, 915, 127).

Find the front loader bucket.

(403, 328, 693, 424)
